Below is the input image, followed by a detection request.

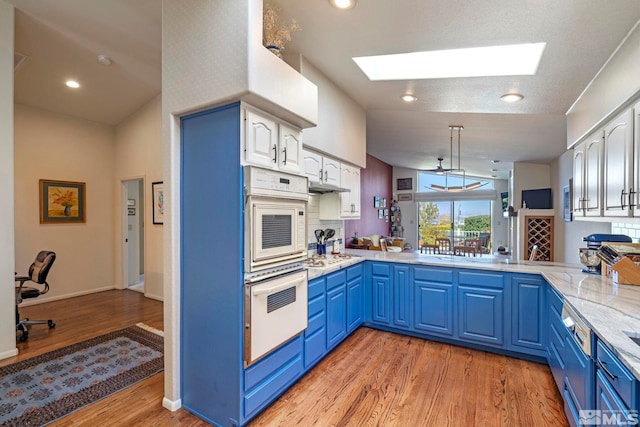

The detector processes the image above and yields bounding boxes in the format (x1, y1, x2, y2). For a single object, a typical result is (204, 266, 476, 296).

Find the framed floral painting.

(152, 181, 164, 225)
(39, 179, 86, 223)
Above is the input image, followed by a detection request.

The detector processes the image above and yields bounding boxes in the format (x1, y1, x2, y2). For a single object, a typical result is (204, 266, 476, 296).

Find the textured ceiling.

(7, 0, 640, 178)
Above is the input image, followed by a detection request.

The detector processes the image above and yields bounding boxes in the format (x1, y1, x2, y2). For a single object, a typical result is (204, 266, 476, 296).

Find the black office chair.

(15, 250, 56, 341)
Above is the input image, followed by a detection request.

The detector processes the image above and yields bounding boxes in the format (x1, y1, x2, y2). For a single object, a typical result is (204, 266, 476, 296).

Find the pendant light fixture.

(427, 125, 488, 192)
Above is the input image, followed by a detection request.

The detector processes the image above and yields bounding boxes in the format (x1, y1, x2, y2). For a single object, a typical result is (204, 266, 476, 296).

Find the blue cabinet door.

(564, 333, 594, 426)
(510, 275, 546, 355)
(458, 286, 504, 346)
(347, 276, 363, 333)
(393, 266, 411, 329)
(326, 284, 347, 349)
(305, 277, 326, 369)
(414, 280, 454, 336)
(370, 263, 391, 325)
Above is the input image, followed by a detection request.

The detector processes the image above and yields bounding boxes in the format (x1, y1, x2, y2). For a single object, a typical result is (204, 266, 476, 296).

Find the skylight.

(353, 43, 546, 81)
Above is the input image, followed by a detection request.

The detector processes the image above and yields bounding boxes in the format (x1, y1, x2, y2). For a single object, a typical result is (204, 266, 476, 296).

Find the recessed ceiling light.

(353, 42, 546, 81)
(97, 54, 112, 66)
(501, 93, 524, 103)
(400, 94, 417, 102)
(65, 80, 80, 89)
(328, 0, 357, 10)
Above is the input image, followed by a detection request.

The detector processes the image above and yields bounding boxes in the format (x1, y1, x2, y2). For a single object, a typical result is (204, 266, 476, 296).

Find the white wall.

(114, 95, 163, 300)
(293, 56, 367, 168)
(13, 105, 116, 301)
(0, 0, 17, 360)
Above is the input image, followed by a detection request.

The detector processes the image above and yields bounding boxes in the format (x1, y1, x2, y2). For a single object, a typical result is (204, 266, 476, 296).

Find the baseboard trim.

(20, 286, 119, 307)
(162, 397, 182, 411)
(0, 347, 19, 360)
(143, 292, 164, 302)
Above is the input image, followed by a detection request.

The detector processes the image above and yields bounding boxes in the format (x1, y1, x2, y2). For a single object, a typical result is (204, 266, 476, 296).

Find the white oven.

(244, 269, 308, 366)
(245, 167, 308, 273)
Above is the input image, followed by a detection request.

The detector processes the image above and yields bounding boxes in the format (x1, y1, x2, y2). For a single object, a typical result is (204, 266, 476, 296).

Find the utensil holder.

(317, 244, 326, 256)
(609, 257, 640, 285)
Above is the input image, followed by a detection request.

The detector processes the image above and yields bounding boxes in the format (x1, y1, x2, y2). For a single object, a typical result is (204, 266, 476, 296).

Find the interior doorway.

(122, 179, 145, 293)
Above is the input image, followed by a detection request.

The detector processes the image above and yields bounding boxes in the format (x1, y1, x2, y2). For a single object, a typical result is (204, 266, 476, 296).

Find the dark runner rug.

(0, 324, 164, 427)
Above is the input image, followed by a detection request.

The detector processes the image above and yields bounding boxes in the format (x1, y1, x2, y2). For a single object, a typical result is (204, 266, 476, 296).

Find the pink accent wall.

(344, 154, 393, 242)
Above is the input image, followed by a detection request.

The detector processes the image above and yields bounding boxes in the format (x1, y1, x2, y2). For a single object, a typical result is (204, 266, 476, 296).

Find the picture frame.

(563, 183, 572, 222)
(398, 193, 413, 202)
(397, 178, 412, 191)
(374, 196, 380, 208)
(378, 209, 384, 219)
(39, 179, 86, 224)
(381, 198, 387, 208)
(152, 181, 164, 225)
(128, 207, 136, 216)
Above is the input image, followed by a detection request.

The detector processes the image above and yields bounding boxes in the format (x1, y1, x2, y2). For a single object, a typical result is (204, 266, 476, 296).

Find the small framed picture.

(381, 198, 387, 208)
(128, 207, 136, 216)
(39, 179, 86, 224)
(385, 215, 389, 223)
(378, 209, 384, 219)
(397, 178, 412, 191)
(152, 181, 164, 225)
(374, 196, 380, 208)
(398, 193, 412, 202)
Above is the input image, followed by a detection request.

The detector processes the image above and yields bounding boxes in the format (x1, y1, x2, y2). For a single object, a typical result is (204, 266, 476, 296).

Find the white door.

(245, 110, 278, 169)
(323, 158, 341, 186)
(603, 109, 633, 217)
(124, 179, 144, 290)
(278, 124, 302, 174)
(302, 149, 322, 183)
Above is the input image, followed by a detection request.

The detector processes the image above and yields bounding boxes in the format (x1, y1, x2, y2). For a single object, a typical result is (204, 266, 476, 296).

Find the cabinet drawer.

(326, 270, 346, 291)
(306, 309, 325, 337)
(371, 263, 390, 277)
(596, 370, 636, 422)
(596, 340, 637, 409)
(459, 271, 504, 289)
(244, 335, 302, 392)
(414, 267, 453, 283)
(308, 294, 325, 319)
(346, 264, 362, 281)
(308, 277, 325, 300)
(548, 285, 563, 316)
(304, 328, 325, 368)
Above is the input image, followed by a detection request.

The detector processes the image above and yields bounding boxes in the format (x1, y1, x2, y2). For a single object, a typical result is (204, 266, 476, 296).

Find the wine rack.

(525, 216, 554, 261)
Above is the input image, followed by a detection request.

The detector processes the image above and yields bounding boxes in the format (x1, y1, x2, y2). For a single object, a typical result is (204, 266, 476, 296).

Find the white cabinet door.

(584, 132, 604, 217)
(245, 110, 278, 169)
(278, 124, 302, 174)
(572, 143, 585, 217)
(603, 109, 633, 217)
(339, 165, 361, 218)
(302, 149, 322, 183)
(323, 158, 341, 187)
(350, 168, 361, 217)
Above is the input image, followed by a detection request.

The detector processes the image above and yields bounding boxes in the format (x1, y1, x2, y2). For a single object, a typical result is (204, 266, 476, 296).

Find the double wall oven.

(244, 166, 309, 366)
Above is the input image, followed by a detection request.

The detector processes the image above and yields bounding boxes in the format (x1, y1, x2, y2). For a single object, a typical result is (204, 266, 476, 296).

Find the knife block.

(606, 257, 640, 286)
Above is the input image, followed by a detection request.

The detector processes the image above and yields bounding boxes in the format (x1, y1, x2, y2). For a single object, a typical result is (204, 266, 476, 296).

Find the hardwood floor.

(3, 290, 568, 426)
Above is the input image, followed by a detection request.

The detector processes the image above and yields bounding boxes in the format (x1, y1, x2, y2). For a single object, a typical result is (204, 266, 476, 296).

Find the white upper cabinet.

(339, 165, 360, 218)
(633, 102, 640, 216)
(572, 143, 585, 217)
(244, 109, 302, 174)
(301, 148, 341, 186)
(603, 109, 633, 217)
(584, 132, 604, 217)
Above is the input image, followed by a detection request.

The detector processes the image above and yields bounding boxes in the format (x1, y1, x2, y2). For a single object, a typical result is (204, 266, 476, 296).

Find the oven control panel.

(246, 166, 308, 197)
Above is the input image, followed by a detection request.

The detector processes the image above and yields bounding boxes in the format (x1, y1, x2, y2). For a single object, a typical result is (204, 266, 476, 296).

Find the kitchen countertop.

(307, 249, 640, 379)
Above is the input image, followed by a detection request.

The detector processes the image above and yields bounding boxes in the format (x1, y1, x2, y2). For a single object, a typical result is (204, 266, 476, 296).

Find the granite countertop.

(308, 249, 640, 379)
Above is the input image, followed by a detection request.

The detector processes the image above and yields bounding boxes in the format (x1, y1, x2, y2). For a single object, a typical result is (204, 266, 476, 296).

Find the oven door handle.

(252, 277, 302, 296)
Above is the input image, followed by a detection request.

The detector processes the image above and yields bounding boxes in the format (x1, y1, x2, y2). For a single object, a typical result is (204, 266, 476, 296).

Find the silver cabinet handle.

(319, 168, 323, 182)
(272, 144, 277, 163)
(621, 188, 628, 209)
(630, 187, 635, 208)
(597, 358, 618, 381)
(282, 146, 287, 165)
(325, 170, 328, 182)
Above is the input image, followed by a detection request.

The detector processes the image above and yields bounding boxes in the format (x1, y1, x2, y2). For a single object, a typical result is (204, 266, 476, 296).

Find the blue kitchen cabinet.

(457, 271, 505, 347)
(509, 275, 547, 356)
(304, 277, 326, 369)
(370, 263, 391, 325)
(563, 332, 594, 427)
(413, 266, 455, 337)
(392, 265, 411, 329)
(595, 338, 639, 423)
(547, 285, 566, 392)
(347, 264, 364, 333)
(326, 270, 348, 350)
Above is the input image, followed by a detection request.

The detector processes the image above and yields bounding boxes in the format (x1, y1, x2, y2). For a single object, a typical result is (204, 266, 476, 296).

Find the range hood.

(308, 182, 351, 194)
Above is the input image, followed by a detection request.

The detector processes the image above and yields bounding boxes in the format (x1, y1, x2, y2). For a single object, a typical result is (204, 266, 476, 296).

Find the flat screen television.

(522, 188, 552, 209)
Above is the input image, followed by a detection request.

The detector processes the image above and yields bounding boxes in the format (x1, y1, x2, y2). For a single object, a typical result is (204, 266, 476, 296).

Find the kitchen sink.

(623, 331, 640, 347)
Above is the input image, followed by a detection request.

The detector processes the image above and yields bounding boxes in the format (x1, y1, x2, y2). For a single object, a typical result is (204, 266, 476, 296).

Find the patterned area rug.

(0, 324, 163, 426)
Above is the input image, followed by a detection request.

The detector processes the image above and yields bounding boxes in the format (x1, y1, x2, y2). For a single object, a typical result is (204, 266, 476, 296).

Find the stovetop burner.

(304, 253, 353, 269)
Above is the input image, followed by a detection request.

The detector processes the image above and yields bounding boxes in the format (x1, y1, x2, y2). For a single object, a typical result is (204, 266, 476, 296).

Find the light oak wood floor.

(4, 290, 568, 426)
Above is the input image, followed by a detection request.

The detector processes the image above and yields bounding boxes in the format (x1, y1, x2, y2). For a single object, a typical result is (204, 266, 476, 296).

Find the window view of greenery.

(418, 200, 492, 250)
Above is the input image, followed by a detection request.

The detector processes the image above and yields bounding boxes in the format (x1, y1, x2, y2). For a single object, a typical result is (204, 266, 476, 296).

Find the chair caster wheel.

(19, 334, 27, 342)
(48, 321, 55, 328)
